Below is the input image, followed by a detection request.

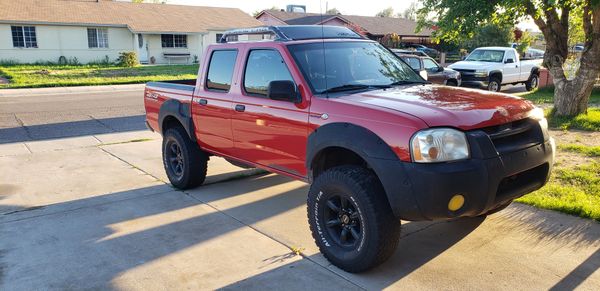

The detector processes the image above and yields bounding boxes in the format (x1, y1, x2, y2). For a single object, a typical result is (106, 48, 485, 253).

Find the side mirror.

(267, 80, 301, 103)
(505, 58, 514, 64)
(419, 70, 428, 80)
(437, 66, 444, 72)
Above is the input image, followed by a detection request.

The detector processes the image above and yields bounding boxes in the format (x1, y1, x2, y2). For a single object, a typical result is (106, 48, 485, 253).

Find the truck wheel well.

(489, 72, 502, 83)
(312, 147, 370, 179)
(161, 115, 184, 134)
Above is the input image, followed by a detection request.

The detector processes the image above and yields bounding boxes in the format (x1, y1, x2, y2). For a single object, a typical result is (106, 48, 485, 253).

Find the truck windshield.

(287, 41, 424, 94)
(465, 49, 505, 62)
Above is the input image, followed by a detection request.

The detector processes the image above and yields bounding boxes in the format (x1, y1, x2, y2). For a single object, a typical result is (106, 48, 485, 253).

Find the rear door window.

(206, 50, 238, 92)
(244, 49, 293, 97)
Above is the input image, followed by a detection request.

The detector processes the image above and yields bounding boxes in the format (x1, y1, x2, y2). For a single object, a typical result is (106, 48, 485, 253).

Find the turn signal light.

(448, 195, 465, 211)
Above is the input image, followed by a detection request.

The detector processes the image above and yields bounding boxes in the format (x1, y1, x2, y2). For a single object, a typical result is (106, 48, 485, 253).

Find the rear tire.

(487, 77, 501, 92)
(162, 126, 208, 189)
(307, 166, 400, 273)
(525, 74, 539, 91)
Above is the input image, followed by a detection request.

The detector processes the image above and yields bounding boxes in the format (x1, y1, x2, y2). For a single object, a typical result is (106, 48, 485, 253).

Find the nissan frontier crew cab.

(144, 26, 554, 273)
(449, 47, 543, 92)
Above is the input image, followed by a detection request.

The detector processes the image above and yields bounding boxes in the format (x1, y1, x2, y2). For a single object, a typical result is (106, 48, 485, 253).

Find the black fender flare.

(306, 123, 422, 218)
(530, 67, 540, 77)
(158, 99, 196, 142)
(488, 70, 503, 83)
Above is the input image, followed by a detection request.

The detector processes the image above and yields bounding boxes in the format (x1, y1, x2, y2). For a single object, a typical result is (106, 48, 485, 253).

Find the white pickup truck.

(449, 47, 543, 92)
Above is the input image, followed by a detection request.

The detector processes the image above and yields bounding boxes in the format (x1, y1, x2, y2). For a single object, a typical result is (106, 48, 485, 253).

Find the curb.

(0, 84, 146, 97)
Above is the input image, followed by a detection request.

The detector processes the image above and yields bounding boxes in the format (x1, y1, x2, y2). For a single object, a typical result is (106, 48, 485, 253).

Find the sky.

(165, 0, 540, 31)
(168, 0, 416, 16)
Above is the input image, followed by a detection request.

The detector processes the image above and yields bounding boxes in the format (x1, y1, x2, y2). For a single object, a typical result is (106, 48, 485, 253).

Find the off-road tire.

(488, 77, 501, 92)
(162, 126, 208, 189)
(525, 74, 539, 91)
(307, 166, 401, 273)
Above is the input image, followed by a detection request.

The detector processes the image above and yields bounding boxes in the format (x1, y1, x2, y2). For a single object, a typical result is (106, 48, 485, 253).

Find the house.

(256, 9, 433, 45)
(0, 0, 262, 64)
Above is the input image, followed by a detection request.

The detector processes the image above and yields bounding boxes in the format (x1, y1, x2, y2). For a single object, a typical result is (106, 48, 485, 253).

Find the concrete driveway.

(0, 87, 599, 290)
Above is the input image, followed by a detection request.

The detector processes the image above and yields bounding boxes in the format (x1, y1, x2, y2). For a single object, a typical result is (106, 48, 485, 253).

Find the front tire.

(487, 77, 501, 92)
(307, 166, 400, 273)
(162, 126, 208, 189)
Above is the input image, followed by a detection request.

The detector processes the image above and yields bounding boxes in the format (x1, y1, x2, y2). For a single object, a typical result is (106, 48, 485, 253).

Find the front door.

(231, 48, 309, 178)
(502, 50, 520, 83)
(422, 58, 445, 84)
(138, 34, 149, 64)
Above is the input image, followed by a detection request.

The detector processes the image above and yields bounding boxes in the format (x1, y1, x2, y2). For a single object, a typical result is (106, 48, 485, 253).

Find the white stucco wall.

(0, 24, 135, 64)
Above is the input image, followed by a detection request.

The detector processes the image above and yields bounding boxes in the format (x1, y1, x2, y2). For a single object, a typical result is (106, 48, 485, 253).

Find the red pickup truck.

(144, 26, 554, 272)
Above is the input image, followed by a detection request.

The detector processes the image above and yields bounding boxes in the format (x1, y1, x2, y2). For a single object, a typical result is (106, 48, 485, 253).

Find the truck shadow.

(1, 173, 598, 289)
(0, 115, 146, 144)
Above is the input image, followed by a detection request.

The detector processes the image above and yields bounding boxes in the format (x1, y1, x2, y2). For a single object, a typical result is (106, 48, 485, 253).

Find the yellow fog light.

(448, 195, 465, 211)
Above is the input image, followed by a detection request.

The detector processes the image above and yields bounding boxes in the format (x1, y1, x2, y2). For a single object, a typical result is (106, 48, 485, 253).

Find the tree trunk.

(549, 47, 600, 116)
(527, 2, 600, 117)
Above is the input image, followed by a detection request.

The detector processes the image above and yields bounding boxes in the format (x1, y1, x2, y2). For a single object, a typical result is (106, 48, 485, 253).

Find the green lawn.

(517, 162, 600, 222)
(0, 64, 199, 88)
(545, 108, 600, 131)
(518, 86, 600, 105)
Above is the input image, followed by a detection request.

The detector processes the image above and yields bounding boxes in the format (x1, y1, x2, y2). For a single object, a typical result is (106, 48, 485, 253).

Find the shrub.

(117, 51, 138, 67)
(0, 59, 20, 66)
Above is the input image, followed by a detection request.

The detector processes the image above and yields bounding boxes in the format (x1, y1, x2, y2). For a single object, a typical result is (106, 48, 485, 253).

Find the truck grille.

(454, 69, 476, 75)
(480, 118, 543, 155)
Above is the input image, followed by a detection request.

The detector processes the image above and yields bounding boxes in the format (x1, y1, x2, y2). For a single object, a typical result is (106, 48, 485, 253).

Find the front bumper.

(460, 75, 489, 88)
(376, 123, 554, 221)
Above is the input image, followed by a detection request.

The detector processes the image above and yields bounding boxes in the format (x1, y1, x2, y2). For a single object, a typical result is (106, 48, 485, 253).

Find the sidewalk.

(0, 83, 145, 97)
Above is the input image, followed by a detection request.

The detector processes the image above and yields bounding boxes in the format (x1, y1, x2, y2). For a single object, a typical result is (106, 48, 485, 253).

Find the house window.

(88, 28, 109, 48)
(161, 34, 187, 48)
(11, 26, 37, 48)
(216, 33, 223, 42)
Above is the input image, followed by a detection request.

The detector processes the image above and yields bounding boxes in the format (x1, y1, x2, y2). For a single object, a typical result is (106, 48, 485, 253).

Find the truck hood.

(449, 61, 497, 71)
(338, 85, 535, 130)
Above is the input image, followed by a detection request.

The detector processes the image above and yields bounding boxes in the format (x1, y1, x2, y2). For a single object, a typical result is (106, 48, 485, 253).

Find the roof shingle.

(0, 0, 263, 33)
(260, 10, 432, 37)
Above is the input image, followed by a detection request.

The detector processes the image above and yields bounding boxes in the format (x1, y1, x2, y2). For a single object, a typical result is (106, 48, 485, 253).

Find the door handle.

(235, 104, 245, 112)
(196, 98, 208, 105)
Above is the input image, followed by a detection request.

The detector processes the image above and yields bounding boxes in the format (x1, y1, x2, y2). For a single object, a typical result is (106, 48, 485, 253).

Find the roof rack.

(219, 25, 365, 43)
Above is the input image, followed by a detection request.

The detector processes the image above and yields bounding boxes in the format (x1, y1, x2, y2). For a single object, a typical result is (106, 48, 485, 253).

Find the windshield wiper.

(388, 80, 428, 86)
(320, 84, 390, 94)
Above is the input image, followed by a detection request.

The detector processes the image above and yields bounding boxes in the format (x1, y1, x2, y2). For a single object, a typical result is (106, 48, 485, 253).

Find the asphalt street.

(0, 86, 598, 290)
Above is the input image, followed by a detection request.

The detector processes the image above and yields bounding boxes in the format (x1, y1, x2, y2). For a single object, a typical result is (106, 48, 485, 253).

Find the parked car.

(449, 47, 543, 92)
(403, 43, 440, 58)
(390, 48, 429, 57)
(394, 51, 461, 86)
(144, 26, 554, 273)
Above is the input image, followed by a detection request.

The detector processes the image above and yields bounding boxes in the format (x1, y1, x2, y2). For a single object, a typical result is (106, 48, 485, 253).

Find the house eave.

(0, 20, 127, 28)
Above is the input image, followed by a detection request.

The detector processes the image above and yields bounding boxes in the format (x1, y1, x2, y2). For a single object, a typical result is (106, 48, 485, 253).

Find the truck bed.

(144, 79, 197, 133)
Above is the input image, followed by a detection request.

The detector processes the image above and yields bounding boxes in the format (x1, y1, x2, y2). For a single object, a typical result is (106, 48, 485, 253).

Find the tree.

(464, 23, 513, 50)
(253, 6, 280, 17)
(417, 0, 600, 116)
(400, 2, 419, 21)
(376, 7, 395, 17)
(326, 8, 340, 15)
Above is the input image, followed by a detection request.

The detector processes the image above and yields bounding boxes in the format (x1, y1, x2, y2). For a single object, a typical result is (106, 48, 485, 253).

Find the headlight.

(474, 70, 488, 77)
(529, 107, 549, 140)
(411, 128, 470, 163)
